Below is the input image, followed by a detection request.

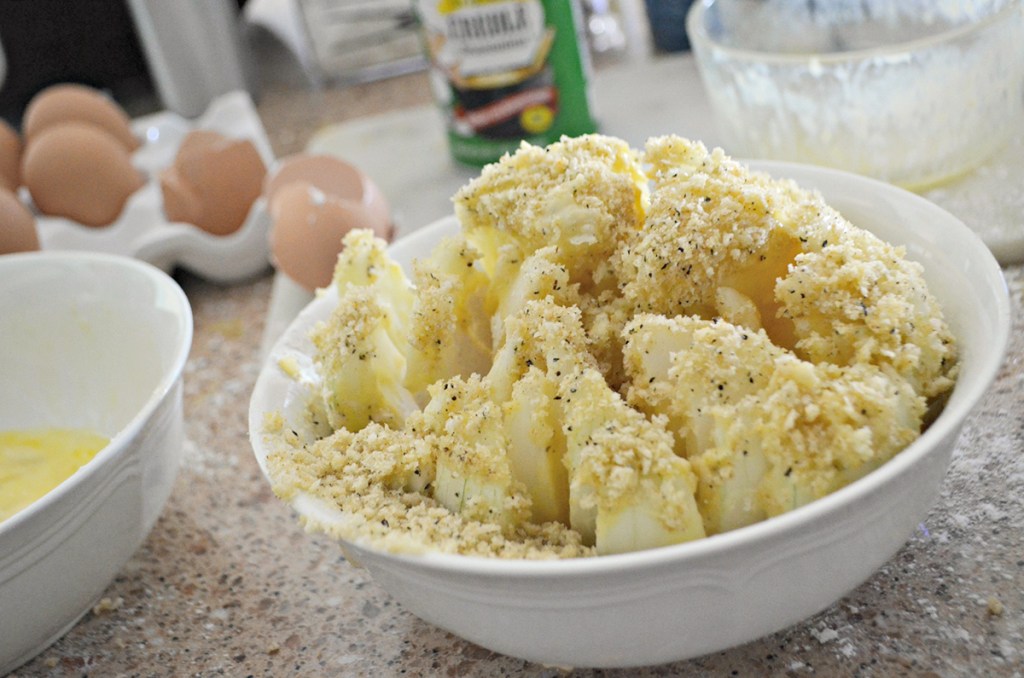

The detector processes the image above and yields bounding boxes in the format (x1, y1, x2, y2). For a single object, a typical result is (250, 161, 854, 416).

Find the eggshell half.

(23, 83, 140, 152)
(0, 120, 21, 192)
(0, 187, 39, 254)
(269, 181, 393, 291)
(264, 154, 391, 231)
(160, 130, 267, 236)
(22, 122, 145, 228)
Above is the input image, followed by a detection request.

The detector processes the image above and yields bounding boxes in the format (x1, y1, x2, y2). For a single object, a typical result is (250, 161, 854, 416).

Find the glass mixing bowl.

(686, 0, 1024, 190)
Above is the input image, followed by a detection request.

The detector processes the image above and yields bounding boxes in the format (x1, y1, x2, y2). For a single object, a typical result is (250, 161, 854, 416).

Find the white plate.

(32, 90, 274, 284)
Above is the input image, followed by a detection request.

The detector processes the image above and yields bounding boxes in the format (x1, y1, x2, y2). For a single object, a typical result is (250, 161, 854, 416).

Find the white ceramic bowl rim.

(686, 0, 1023, 64)
(0, 250, 193, 533)
(252, 161, 1009, 580)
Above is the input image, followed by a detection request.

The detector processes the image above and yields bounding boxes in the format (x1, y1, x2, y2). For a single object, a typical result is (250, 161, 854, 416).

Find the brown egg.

(22, 122, 145, 227)
(264, 154, 393, 291)
(23, 83, 140, 152)
(0, 187, 39, 254)
(160, 130, 267, 236)
(263, 154, 391, 230)
(0, 120, 22, 192)
(172, 129, 224, 158)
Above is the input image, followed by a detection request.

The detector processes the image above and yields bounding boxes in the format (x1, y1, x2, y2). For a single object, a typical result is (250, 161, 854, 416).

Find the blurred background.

(0, 1, 162, 125)
(0, 0, 692, 128)
(3, 0, 1019, 263)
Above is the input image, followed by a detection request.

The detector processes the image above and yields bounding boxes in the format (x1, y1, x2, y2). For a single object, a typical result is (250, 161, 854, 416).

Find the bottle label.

(417, 0, 597, 166)
(437, 1, 547, 77)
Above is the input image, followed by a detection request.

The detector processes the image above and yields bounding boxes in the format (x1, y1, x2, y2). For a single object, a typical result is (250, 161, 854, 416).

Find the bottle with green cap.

(415, 0, 598, 166)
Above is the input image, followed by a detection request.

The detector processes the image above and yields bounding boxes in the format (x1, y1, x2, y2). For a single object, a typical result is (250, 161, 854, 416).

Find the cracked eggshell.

(160, 130, 267, 237)
(0, 188, 38, 254)
(265, 154, 392, 291)
(0, 121, 21, 192)
(22, 123, 145, 228)
(22, 83, 140, 152)
(264, 154, 392, 230)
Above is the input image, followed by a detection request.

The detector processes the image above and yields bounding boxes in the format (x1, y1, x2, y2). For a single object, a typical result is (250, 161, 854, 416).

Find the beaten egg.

(0, 427, 109, 523)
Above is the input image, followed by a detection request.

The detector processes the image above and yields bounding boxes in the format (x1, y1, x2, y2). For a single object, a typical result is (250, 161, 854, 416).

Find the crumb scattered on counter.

(92, 596, 124, 615)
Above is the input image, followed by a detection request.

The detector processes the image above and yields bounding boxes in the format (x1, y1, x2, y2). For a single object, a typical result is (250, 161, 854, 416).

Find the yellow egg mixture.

(0, 428, 109, 522)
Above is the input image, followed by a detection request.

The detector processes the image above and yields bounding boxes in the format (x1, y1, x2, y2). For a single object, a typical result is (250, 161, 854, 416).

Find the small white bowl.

(249, 162, 1009, 668)
(0, 252, 193, 674)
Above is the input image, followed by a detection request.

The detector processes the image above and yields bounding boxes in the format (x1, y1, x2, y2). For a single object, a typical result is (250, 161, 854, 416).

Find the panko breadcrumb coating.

(311, 287, 417, 432)
(456, 134, 649, 385)
(625, 136, 957, 398)
(617, 137, 780, 319)
(266, 417, 590, 558)
(264, 134, 958, 559)
(405, 235, 493, 396)
(559, 367, 705, 553)
(623, 314, 925, 535)
(775, 223, 957, 399)
(454, 134, 647, 292)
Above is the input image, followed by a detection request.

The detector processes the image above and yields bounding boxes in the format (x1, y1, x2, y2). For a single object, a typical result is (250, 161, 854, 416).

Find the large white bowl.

(0, 252, 193, 674)
(249, 162, 1009, 668)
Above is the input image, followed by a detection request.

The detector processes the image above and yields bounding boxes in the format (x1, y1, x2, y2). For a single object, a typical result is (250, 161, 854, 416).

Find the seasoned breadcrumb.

(775, 222, 957, 399)
(623, 314, 785, 457)
(405, 234, 493, 396)
(617, 137, 779, 319)
(311, 287, 417, 432)
(623, 313, 924, 534)
(455, 134, 648, 385)
(486, 245, 581, 352)
(559, 368, 705, 554)
(753, 358, 925, 516)
(630, 135, 957, 398)
(454, 134, 647, 292)
(264, 133, 958, 559)
(266, 419, 589, 558)
(332, 228, 414, 334)
(487, 296, 596, 400)
(408, 373, 531, 531)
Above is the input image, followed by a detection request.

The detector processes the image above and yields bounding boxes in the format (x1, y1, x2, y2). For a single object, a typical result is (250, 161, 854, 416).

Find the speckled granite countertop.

(10, 55, 1024, 678)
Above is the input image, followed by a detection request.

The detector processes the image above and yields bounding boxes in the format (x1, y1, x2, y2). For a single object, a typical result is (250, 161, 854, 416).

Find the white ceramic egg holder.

(29, 90, 274, 284)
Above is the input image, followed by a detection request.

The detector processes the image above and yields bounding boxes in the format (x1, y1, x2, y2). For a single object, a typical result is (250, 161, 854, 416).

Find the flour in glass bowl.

(923, 127, 1024, 265)
(691, 0, 1024, 193)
